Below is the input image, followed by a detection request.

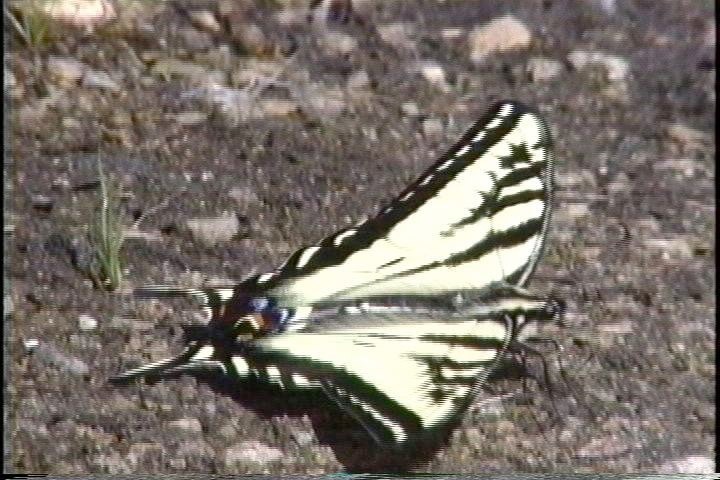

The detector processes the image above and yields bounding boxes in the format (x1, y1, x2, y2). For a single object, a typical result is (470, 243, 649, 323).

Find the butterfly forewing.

(246, 101, 553, 306)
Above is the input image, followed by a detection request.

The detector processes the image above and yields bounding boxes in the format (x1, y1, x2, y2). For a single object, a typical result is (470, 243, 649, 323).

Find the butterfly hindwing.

(183, 310, 512, 445)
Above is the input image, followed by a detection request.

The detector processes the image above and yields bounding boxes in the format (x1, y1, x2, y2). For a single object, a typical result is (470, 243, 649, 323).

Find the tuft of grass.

(4, 1, 56, 52)
(88, 156, 125, 292)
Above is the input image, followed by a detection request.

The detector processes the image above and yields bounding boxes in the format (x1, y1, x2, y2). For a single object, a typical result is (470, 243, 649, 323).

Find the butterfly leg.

(109, 344, 202, 383)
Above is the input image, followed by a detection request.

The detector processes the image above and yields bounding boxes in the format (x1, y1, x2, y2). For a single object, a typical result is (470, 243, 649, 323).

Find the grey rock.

(189, 10, 221, 33)
(666, 123, 711, 148)
(318, 30, 357, 56)
(4, 295, 13, 318)
(186, 214, 239, 244)
(151, 59, 212, 83)
(346, 69, 370, 91)
(526, 57, 564, 81)
(411, 60, 450, 91)
(657, 455, 715, 474)
(31, 194, 53, 212)
(224, 441, 283, 466)
(178, 27, 213, 51)
(174, 111, 209, 125)
(422, 118, 444, 137)
(82, 70, 120, 91)
(47, 56, 87, 85)
(576, 435, 631, 458)
(290, 429, 316, 446)
(31, 342, 90, 376)
(567, 49, 629, 81)
(377, 22, 416, 50)
(231, 23, 268, 55)
(401, 102, 420, 117)
(109, 316, 154, 331)
(168, 417, 203, 433)
(300, 84, 346, 118)
(228, 185, 259, 207)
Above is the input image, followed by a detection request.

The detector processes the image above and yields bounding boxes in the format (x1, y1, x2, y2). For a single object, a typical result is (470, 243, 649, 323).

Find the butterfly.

(111, 100, 562, 446)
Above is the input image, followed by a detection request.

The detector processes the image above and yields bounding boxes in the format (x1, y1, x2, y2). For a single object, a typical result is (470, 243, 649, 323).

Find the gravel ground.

(6, 0, 715, 475)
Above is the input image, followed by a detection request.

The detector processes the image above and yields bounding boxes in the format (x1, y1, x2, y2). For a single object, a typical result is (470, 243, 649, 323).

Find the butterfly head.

(109, 291, 292, 384)
(202, 293, 292, 337)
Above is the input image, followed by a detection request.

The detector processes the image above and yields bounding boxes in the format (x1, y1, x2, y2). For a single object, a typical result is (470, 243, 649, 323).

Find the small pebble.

(78, 314, 98, 331)
(82, 70, 120, 91)
(31, 343, 90, 375)
(168, 417, 203, 433)
(175, 111, 208, 125)
(567, 50, 629, 81)
(24, 338, 40, 352)
(31, 195, 54, 212)
(224, 441, 283, 466)
(401, 102, 420, 117)
(47, 56, 86, 85)
(526, 57, 563, 81)
(346, 70, 370, 91)
(422, 118, 444, 137)
(186, 214, 240, 244)
(189, 10, 221, 33)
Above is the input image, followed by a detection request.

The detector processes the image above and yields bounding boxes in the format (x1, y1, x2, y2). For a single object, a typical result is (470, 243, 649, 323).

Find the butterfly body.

(111, 101, 560, 447)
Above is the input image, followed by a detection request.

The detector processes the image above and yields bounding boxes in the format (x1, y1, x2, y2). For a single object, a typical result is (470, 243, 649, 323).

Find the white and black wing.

(242, 100, 553, 306)
(131, 101, 554, 315)
(111, 295, 559, 446)
(114, 307, 530, 445)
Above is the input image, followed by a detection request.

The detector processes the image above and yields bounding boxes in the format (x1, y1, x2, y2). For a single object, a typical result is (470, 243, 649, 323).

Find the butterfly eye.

(250, 297, 270, 311)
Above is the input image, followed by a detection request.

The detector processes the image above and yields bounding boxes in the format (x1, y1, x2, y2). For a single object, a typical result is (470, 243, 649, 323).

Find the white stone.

(42, 0, 116, 28)
(526, 57, 563, 81)
(657, 455, 715, 474)
(413, 60, 449, 91)
(441, 28, 465, 40)
(78, 314, 98, 331)
(468, 15, 532, 63)
(567, 50, 629, 81)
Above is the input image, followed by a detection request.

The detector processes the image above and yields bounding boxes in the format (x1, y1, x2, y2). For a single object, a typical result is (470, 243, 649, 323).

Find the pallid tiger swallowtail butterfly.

(110, 100, 562, 446)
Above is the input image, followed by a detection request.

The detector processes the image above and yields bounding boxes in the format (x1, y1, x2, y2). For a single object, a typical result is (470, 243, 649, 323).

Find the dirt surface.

(6, 0, 715, 475)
